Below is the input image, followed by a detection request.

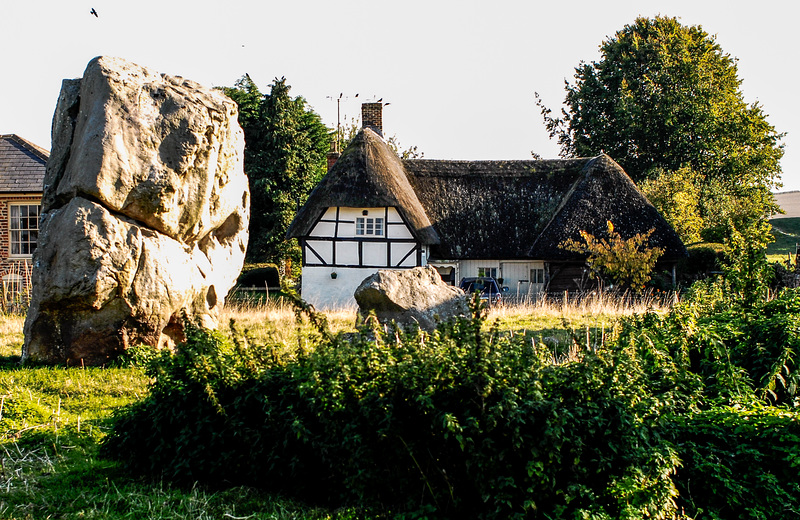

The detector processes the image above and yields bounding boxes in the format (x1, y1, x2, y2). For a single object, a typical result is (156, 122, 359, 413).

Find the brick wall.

(0, 194, 41, 296)
(361, 103, 383, 136)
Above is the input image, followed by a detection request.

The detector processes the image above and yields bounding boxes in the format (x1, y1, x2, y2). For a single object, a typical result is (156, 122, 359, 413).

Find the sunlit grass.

(0, 314, 24, 359)
(220, 297, 358, 350)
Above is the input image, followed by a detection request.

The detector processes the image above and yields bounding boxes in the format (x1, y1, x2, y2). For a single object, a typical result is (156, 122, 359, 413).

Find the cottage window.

(356, 217, 384, 236)
(531, 268, 546, 284)
(478, 267, 498, 279)
(9, 204, 40, 257)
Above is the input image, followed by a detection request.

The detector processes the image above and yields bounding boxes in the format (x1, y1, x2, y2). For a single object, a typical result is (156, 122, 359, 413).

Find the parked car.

(459, 277, 507, 304)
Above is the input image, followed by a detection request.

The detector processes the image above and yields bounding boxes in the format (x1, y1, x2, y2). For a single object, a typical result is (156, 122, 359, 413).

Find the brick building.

(0, 135, 46, 305)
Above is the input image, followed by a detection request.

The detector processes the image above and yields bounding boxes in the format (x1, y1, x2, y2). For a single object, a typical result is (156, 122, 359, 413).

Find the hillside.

(770, 191, 800, 258)
(774, 191, 800, 219)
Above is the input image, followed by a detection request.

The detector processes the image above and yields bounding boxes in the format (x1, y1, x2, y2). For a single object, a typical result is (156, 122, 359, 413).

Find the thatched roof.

(286, 128, 440, 244)
(404, 158, 587, 259)
(528, 155, 686, 260)
(287, 129, 687, 262)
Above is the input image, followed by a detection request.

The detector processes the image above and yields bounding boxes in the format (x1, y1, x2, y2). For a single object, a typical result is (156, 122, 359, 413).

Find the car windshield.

(461, 278, 499, 294)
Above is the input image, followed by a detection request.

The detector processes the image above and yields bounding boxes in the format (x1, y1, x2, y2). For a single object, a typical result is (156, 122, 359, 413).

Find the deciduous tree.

(560, 221, 665, 292)
(639, 166, 704, 244)
(538, 16, 784, 239)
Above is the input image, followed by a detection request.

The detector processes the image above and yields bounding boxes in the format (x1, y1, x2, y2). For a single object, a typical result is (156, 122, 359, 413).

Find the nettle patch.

(103, 289, 800, 519)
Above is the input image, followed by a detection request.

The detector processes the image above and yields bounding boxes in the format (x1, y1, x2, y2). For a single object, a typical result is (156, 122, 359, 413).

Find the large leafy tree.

(539, 16, 784, 240)
(221, 76, 331, 265)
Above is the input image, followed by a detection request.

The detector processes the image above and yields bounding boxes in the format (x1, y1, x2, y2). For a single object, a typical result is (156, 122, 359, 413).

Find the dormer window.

(356, 217, 384, 236)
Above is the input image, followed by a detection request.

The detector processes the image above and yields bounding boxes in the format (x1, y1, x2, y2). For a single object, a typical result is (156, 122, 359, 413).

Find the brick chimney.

(361, 102, 383, 137)
(327, 140, 340, 172)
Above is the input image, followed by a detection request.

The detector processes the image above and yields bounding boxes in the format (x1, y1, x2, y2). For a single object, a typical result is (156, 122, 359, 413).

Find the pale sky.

(2, 0, 797, 189)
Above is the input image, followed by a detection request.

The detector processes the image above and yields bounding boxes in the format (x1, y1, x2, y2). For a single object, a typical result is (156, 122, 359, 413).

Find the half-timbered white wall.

(301, 266, 389, 309)
(300, 206, 424, 308)
(300, 207, 555, 307)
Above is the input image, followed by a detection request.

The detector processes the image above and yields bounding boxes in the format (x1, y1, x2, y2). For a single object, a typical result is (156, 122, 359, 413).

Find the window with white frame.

(531, 268, 546, 284)
(355, 217, 384, 236)
(9, 203, 40, 257)
(478, 267, 498, 279)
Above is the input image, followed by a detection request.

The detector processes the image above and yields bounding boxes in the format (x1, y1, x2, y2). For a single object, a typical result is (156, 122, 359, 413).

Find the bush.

(667, 405, 800, 520)
(678, 242, 725, 281)
(104, 305, 687, 518)
(104, 281, 800, 518)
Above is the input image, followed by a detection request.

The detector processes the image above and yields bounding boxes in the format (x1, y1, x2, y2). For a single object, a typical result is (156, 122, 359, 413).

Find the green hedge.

(103, 293, 800, 519)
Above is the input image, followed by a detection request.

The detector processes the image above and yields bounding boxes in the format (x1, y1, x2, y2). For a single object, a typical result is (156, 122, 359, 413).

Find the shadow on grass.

(0, 354, 21, 367)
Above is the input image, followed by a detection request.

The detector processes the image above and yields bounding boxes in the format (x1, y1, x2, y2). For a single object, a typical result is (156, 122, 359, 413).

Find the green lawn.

(0, 313, 360, 519)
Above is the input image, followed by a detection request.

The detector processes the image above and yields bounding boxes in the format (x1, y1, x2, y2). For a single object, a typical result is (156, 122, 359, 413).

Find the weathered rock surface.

(23, 56, 249, 365)
(354, 266, 468, 331)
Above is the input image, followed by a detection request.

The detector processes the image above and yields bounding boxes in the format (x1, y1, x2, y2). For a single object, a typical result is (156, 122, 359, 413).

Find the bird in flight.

(90, 8, 98, 17)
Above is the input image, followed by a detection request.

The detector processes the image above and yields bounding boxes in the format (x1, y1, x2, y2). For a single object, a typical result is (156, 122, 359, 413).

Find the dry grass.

(218, 291, 677, 363)
(220, 298, 358, 348)
(488, 290, 675, 328)
(0, 314, 24, 358)
(0, 291, 675, 360)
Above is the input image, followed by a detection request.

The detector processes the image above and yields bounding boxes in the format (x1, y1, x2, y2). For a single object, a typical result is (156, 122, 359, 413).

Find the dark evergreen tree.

(221, 76, 331, 266)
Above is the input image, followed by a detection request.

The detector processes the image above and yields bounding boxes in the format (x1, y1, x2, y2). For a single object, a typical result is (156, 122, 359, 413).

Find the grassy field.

(0, 295, 671, 519)
(769, 217, 800, 261)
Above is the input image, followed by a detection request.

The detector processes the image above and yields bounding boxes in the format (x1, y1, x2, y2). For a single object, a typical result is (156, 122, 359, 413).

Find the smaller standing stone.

(354, 266, 468, 331)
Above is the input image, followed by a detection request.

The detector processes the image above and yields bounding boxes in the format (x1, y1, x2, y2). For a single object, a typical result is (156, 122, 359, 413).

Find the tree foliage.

(560, 221, 665, 291)
(220, 76, 332, 265)
(538, 16, 784, 238)
(639, 166, 704, 244)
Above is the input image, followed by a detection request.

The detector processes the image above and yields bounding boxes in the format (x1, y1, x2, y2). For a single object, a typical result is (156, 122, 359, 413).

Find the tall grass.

(0, 260, 32, 316)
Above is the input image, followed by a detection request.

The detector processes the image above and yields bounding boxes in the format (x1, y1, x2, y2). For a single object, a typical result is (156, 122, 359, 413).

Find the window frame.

(478, 267, 498, 279)
(355, 216, 385, 237)
(531, 268, 546, 284)
(8, 202, 41, 258)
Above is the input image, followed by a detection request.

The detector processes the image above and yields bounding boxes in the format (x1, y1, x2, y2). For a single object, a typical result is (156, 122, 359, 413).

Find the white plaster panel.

(305, 240, 332, 264)
(336, 207, 388, 238)
(310, 220, 336, 237)
(387, 224, 413, 239)
(362, 241, 388, 267)
(391, 243, 417, 267)
(300, 266, 383, 309)
(386, 207, 403, 222)
(337, 241, 359, 265)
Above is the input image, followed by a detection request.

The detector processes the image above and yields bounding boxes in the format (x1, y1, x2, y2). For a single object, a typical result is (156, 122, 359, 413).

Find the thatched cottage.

(287, 104, 686, 308)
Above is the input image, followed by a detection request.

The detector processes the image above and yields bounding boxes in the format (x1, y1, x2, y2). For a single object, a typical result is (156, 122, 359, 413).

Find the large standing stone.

(22, 56, 250, 365)
(354, 266, 469, 332)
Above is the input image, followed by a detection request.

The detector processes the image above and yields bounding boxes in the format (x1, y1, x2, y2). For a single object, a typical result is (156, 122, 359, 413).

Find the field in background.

(769, 217, 800, 259)
(766, 191, 800, 261)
